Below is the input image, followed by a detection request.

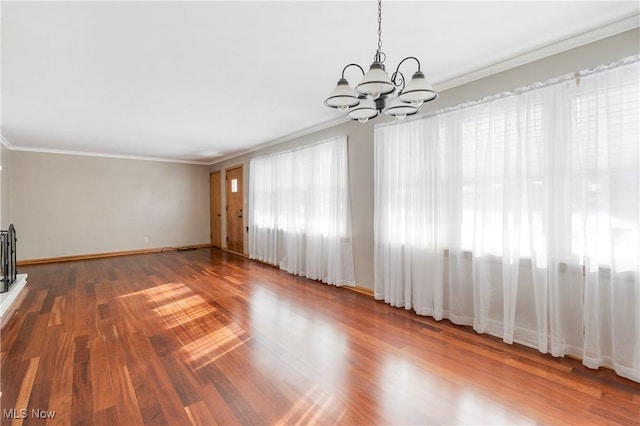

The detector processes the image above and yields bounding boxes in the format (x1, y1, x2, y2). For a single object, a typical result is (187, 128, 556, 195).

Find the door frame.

(209, 170, 222, 248)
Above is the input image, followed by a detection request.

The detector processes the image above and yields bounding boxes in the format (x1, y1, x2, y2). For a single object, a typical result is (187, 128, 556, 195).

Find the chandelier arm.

(392, 56, 422, 77)
(341, 63, 366, 79)
(390, 56, 422, 93)
(390, 70, 406, 92)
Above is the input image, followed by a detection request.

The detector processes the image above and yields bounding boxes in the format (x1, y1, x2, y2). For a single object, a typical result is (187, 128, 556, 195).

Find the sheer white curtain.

(374, 57, 639, 382)
(249, 136, 355, 286)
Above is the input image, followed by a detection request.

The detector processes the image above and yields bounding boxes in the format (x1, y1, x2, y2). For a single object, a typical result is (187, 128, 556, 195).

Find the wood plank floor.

(1, 248, 639, 425)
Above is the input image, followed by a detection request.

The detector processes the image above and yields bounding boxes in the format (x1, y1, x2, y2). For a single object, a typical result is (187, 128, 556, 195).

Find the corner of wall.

(0, 143, 11, 230)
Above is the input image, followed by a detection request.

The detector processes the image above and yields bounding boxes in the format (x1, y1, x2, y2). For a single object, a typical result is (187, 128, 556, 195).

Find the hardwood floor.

(1, 248, 639, 425)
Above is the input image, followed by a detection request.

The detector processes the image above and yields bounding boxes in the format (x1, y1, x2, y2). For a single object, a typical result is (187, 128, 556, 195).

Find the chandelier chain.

(377, 0, 382, 54)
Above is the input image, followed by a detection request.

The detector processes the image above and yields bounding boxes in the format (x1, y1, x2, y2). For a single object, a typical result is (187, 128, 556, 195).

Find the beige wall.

(210, 28, 640, 291)
(8, 151, 210, 260)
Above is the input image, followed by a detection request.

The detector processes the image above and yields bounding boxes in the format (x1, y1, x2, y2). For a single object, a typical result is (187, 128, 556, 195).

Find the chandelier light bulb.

(384, 97, 418, 119)
(324, 78, 360, 110)
(356, 61, 394, 99)
(399, 70, 438, 105)
(411, 100, 424, 107)
(348, 96, 378, 122)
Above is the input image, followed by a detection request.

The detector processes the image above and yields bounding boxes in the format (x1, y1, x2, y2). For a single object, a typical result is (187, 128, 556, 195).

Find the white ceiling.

(2, 1, 639, 164)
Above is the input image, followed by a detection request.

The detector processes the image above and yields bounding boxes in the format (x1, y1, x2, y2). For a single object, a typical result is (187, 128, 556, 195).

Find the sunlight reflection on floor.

(378, 354, 535, 424)
(127, 282, 194, 304)
(153, 295, 214, 328)
(181, 322, 247, 369)
(118, 282, 249, 370)
(276, 385, 347, 425)
(246, 287, 354, 422)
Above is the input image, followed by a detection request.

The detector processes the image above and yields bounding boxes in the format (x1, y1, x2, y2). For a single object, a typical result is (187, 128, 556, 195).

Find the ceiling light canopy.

(324, 0, 438, 123)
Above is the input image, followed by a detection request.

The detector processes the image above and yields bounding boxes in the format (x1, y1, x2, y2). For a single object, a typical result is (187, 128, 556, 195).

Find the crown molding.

(0, 136, 15, 150)
(435, 13, 640, 92)
(2, 120, 353, 166)
(207, 116, 350, 166)
(0, 135, 210, 166)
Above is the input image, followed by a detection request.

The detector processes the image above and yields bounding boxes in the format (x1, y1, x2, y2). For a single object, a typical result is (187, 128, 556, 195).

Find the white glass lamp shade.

(356, 62, 394, 99)
(348, 97, 378, 123)
(384, 97, 418, 120)
(325, 78, 360, 111)
(398, 71, 438, 106)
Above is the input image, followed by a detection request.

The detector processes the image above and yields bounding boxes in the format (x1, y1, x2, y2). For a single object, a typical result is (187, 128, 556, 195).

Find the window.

(248, 136, 355, 286)
(374, 57, 639, 381)
(571, 78, 639, 272)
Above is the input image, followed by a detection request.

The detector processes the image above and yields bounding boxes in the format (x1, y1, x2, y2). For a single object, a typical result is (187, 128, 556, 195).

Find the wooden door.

(210, 171, 222, 248)
(225, 166, 244, 254)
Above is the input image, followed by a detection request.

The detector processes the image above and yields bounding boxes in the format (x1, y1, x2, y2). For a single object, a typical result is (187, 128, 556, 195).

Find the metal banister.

(1, 224, 17, 293)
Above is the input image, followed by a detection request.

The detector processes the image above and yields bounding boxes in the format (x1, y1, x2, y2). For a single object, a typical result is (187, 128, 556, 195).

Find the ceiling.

(2, 1, 639, 164)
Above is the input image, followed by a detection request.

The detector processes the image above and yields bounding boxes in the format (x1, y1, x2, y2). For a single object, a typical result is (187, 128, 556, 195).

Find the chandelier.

(324, 0, 438, 123)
